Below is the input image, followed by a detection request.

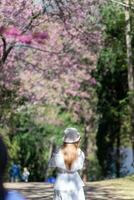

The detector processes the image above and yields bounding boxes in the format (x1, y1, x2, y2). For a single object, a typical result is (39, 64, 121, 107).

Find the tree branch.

(14, 44, 65, 55)
(0, 35, 6, 56)
(22, 11, 42, 33)
(110, 0, 134, 9)
(2, 45, 14, 63)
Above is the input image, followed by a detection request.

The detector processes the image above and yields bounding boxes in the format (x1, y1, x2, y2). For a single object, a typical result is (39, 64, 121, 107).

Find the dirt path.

(5, 181, 134, 200)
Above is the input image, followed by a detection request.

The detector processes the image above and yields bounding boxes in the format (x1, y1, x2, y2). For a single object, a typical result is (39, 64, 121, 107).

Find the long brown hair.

(61, 142, 79, 170)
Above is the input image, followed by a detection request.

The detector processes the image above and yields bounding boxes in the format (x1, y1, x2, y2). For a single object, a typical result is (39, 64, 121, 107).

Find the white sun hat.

(63, 128, 81, 143)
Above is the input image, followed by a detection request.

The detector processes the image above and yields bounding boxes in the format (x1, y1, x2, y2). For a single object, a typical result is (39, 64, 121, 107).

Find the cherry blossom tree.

(0, 0, 102, 89)
(18, 0, 103, 181)
(0, 0, 50, 88)
(0, 0, 104, 180)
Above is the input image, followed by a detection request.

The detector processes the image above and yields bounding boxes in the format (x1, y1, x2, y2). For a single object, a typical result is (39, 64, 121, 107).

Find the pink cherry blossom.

(4, 27, 21, 37)
(32, 32, 49, 40)
(90, 78, 97, 85)
(18, 35, 32, 44)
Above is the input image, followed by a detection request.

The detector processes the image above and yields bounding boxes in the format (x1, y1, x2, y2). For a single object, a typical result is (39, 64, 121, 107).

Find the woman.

(0, 137, 26, 200)
(49, 128, 85, 200)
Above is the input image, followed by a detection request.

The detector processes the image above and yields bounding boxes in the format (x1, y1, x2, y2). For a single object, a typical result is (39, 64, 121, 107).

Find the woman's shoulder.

(78, 148, 85, 158)
(6, 190, 26, 200)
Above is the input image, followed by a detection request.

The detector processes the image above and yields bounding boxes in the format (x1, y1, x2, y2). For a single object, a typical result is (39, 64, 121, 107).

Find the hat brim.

(63, 136, 81, 143)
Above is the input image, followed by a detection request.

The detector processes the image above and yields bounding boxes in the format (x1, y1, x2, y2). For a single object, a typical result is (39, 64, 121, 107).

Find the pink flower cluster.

(90, 78, 97, 85)
(0, 26, 49, 44)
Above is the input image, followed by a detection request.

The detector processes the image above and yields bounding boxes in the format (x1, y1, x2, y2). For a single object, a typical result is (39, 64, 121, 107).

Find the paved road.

(5, 182, 134, 200)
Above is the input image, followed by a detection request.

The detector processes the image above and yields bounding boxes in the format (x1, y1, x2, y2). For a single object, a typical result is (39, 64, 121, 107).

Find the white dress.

(49, 148, 85, 200)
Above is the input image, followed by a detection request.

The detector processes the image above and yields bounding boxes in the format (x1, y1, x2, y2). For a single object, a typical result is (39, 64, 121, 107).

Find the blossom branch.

(14, 44, 64, 55)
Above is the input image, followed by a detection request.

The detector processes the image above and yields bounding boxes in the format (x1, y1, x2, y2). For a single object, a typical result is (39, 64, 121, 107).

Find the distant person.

(9, 163, 20, 182)
(0, 137, 26, 200)
(22, 168, 30, 182)
(48, 128, 85, 200)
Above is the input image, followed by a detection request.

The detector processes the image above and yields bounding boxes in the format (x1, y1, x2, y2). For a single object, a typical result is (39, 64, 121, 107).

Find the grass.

(85, 174, 134, 199)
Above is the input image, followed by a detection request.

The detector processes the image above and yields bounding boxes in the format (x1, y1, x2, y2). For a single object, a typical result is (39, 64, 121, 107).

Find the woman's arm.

(77, 150, 85, 170)
(72, 150, 85, 171)
(48, 153, 57, 168)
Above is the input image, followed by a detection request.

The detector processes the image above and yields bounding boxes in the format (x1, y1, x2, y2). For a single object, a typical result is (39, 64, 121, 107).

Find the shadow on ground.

(85, 183, 134, 200)
(5, 182, 134, 200)
(5, 183, 53, 200)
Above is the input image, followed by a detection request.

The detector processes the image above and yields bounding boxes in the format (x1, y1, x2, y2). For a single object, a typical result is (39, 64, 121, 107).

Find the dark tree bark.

(115, 132, 121, 177)
(125, 0, 134, 165)
(82, 125, 90, 182)
(44, 137, 56, 180)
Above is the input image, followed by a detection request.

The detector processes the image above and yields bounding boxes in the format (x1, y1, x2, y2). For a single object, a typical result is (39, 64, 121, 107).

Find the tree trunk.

(125, 0, 134, 165)
(116, 133, 121, 177)
(82, 125, 90, 182)
(44, 138, 56, 180)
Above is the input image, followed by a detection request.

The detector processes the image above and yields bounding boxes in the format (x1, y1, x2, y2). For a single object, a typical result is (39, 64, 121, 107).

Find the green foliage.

(96, 3, 131, 178)
(5, 104, 83, 181)
(88, 154, 102, 181)
(101, 3, 125, 39)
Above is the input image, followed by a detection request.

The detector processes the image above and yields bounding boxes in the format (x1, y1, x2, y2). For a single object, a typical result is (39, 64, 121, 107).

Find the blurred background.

(0, 0, 134, 183)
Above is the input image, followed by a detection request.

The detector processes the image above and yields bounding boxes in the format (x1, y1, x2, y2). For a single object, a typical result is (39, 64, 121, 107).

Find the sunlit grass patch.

(86, 174, 134, 199)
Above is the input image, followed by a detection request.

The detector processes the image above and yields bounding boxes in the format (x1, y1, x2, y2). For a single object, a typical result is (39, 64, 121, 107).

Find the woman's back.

(61, 143, 79, 170)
